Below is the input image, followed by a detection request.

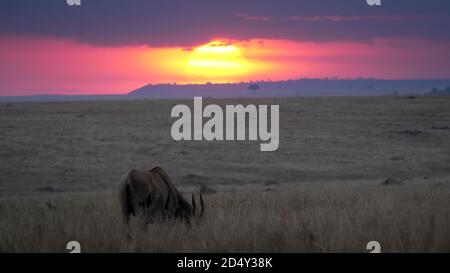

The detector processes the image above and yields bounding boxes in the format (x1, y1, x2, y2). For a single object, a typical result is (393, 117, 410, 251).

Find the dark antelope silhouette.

(119, 167, 204, 225)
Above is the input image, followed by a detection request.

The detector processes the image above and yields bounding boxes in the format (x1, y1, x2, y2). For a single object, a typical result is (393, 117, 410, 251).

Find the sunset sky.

(0, 0, 449, 95)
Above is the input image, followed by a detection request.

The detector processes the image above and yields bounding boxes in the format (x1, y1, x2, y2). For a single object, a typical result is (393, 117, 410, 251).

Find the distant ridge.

(1, 79, 450, 102)
(128, 79, 450, 99)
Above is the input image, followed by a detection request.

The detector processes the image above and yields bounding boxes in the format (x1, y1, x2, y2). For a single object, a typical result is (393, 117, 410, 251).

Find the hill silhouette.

(1, 78, 450, 102)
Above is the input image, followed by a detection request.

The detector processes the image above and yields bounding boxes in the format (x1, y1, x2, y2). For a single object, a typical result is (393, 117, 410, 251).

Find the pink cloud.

(287, 14, 413, 22)
(236, 14, 272, 21)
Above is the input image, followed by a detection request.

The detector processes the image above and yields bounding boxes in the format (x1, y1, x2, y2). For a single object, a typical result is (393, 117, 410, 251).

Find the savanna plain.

(0, 96, 449, 252)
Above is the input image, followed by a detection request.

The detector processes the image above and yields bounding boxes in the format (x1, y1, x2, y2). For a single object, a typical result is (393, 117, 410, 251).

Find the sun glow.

(186, 41, 249, 80)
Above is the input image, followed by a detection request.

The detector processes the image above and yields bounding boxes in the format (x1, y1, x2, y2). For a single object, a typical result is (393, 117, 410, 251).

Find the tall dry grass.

(0, 182, 449, 253)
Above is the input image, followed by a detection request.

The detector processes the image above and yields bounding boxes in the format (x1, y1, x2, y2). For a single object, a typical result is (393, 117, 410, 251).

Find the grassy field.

(0, 96, 449, 252)
(0, 180, 448, 252)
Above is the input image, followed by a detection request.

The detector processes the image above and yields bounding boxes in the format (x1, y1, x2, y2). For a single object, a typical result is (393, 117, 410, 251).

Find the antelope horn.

(191, 193, 196, 214)
(200, 193, 205, 217)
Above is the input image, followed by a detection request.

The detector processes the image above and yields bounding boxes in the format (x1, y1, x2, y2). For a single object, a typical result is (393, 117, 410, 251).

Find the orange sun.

(186, 41, 249, 80)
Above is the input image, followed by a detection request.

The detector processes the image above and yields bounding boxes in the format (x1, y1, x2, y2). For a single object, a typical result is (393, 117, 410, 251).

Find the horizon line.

(2, 77, 450, 98)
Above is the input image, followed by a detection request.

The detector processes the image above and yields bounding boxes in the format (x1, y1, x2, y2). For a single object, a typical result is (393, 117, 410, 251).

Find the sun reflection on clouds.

(186, 41, 249, 81)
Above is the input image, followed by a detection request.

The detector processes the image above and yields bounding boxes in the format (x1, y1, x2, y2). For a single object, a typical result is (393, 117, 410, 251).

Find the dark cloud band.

(1, 0, 449, 46)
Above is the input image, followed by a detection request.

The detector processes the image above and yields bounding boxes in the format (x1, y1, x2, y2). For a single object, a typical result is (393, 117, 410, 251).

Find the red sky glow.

(0, 36, 449, 96)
